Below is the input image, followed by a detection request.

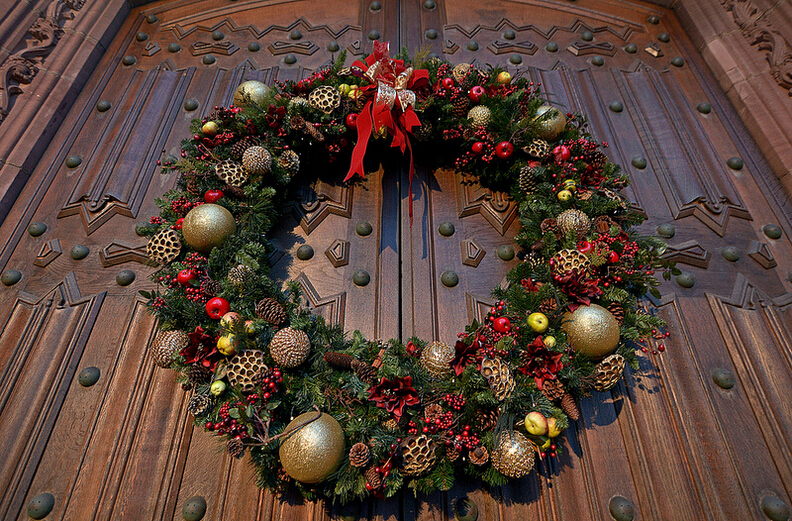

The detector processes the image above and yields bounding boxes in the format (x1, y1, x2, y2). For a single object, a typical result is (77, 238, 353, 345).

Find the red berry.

(174, 218, 184, 230)
(608, 251, 620, 263)
(495, 141, 514, 159)
(204, 189, 224, 203)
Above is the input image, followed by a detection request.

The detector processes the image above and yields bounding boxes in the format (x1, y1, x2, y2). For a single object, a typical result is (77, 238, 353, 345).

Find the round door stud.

(712, 368, 735, 389)
(296, 245, 314, 260)
(78, 366, 101, 387)
(721, 246, 740, 262)
(608, 496, 635, 521)
(726, 157, 744, 170)
(1, 270, 22, 286)
(609, 101, 623, 113)
(676, 272, 695, 288)
(71, 245, 90, 260)
(96, 100, 111, 112)
(27, 493, 55, 520)
(546, 42, 559, 52)
(697, 102, 712, 114)
(497, 245, 515, 261)
(625, 43, 638, 53)
(761, 496, 790, 521)
(631, 157, 647, 169)
(441, 270, 459, 287)
(184, 99, 199, 111)
(438, 222, 455, 237)
(182, 495, 207, 521)
(327, 42, 340, 52)
(353, 270, 371, 287)
(356, 222, 373, 236)
(763, 224, 783, 240)
(454, 496, 478, 521)
(116, 270, 136, 286)
(656, 223, 675, 238)
(28, 222, 47, 237)
(65, 155, 82, 168)
(169, 43, 182, 53)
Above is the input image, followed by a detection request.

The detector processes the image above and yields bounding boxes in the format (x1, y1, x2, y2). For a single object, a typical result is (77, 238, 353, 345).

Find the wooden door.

(1, 0, 791, 520)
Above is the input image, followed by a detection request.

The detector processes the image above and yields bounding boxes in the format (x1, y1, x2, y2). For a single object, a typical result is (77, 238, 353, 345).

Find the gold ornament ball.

(234, 80, 269, 108)
(279, 412, 346, 484)
(534, 104, 567, 141)
(562, 304, 620, 359)
(420, 341, 455, 378)
(491, 431, 535, 478)
(181, 203, 237, 253)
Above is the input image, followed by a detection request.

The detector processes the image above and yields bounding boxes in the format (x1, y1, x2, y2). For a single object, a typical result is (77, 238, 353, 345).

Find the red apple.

(205, 297, 231, 319)
(468, 85, 485, 102)
(553, 145, 571, 163)
(608, 251, 620, 263)
(345, 113, 358, 130)
(495, 141, 514, 159)
(174, 218, 184, 230)
(471, 141, 485, 155)
(441, 77, 454, 89)
(177, 269, 196, 286)
(578, 241, 594, 255)
(493, 316, 512, 333)
(204, 189, 224, 203)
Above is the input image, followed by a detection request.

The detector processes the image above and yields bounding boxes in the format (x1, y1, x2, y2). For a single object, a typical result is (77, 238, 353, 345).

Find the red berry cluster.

(258, 368, 284, 401)
(170, 196, 201, 217)
(453, 425, 480, 451)
(151, 296, 167, 309)
(149, 216, 163, 225)
(208, 401, 248, 437)
(443, 393, 465, 411)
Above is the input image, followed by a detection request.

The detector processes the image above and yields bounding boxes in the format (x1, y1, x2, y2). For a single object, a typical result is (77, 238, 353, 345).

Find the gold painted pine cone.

(556, 209, 591, 239)
(278, 149, 300, 177)
(227, 264, 255, 288)
(146, 228, 182, 265)
(519, 166, 537, 194)
(187, 394, 213, 416)
(480, 356, 516, 401)
(467, 105, 491, 127)
(593, 353, 626, 391)
(399, 435, 437, 476)
(269, 327, 311, 368)
(551, 248, 591, 276)
(420, 340, 455, 378)
(228, 349, 268, 393)
(150, 330, 188, 368)
(242, 146, 272, 176)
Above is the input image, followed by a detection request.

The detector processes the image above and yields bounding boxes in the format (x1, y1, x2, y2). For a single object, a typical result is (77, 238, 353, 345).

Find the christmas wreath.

(140, 42, 675, 503)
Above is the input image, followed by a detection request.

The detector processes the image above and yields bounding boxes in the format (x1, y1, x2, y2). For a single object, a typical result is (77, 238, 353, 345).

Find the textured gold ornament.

(491, 431, 535, 478)
(241, 146, 272, 176)
(146, 228, 182, 265)
(556, 209, 591, 238)
(269, 326, 311, 368)
(420, 341, 455, 378)
(181, 203, 237, 253)
(278, 149, 300, 177)
(279, 412, 345, 484)
(562, 304, 620, 359)
(399, 435, 437, 476)
(234, 80, 269, 108)
(551, 248, 591, 276)
(533, 104, 567, 141)
(467, 105, 491, 127)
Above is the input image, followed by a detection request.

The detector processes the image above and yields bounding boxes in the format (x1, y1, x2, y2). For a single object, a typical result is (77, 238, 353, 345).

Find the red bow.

(344, 41, 429, 221)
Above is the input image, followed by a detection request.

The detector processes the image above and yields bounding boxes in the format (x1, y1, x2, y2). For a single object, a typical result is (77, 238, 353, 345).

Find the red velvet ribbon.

(343, 42, 429, 223)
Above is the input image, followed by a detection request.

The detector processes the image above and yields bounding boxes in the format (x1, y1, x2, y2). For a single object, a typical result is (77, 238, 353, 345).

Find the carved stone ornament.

(0, 0, 86, 121)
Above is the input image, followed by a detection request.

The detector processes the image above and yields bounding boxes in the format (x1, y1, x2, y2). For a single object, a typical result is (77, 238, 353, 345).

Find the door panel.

(0, 0, 791, 520)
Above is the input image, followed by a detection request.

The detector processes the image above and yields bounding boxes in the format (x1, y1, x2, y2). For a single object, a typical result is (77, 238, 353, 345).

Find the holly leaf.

(139, 290, 153, 299)
(246, 404, 255, 418)
(229, 408, 240, 419)
(649, 287, 661, 299)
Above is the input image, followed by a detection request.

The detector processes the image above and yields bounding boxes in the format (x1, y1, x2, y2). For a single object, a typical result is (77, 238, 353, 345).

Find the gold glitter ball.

(279, 412, 345, 484)
(491, 431, 535, 478)
(420, 341, 455, 378)
(562, 304, 620, 359)
(533, 104, 567, 141)
(181, 203, 237, 253)
(233, 80, 269, 108)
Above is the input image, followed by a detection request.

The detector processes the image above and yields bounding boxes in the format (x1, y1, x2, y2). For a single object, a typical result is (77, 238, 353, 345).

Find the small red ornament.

(608, 251, 620, 263)
(468, 85, 485, 102)
(495, 141, 514, 159)
(177, 269, 196, 286)
(471, 142, 485, 155)
(441, 77, 455, 89)
(493, 316, 512, 333)
(174, 218, 184, 230)
(577, 241, 594, 254)
(204, 189, 224, 203)
(345, 113, 358, 130)
(205, 297, 231, 319)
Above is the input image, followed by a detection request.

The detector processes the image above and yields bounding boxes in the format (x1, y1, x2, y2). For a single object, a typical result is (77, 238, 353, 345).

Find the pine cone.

(519, 166, 537, 194)
(227, 264, 255, 288)
(473, 408, 499, 431)
(446, 447, 461, 462)
(469, 445, 489, 466)
(150, 330, 189, 368)
(255, 298, 287, 325)
(540, 218, 557, 234)
(608, 302, 625, 325)
(452, 96, 469, 118)
(382, 418, 399, 431)
(476, 325, 496, 345)
(252, 368, 273, 388)
(227, 437, 245, 459)
(349, 442, 371, 468)
(290, 115, 325, 142)
(364, 466, 383, 489)
(353, 361, 378, 384)
(324, 351, 356, 370)
(230, 136, 260, 160)
(556, 209, 591, 239)
(201, 278, 222, 298)
(269, 327, 311, 368)
(585, 150, 608, 170)
(480, 357, 516, 401)
(186, 176, 202, 197)
(222, 185, 246, 199)
(541, 379, 566, 401)
(187, 394, 213, 416)
(278, 150, 300, 177)
(187, 364, 212, 385)
(539, 297, 558, 315)
(412, 123, 432, 141)
(181, 381, 193, 391)
(424, 403, 444, 424)
(242, 146, 272, 176)
(594, 215, 617, 233)
(561, 393, 580, 421)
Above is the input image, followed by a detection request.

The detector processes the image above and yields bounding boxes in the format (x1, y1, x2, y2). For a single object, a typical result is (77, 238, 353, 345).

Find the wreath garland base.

(141, 43, 673, 504)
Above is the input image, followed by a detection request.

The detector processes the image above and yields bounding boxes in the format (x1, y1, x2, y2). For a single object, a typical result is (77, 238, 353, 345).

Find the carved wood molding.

(721, 0, 792, 95)
(0, 0, 86, 123)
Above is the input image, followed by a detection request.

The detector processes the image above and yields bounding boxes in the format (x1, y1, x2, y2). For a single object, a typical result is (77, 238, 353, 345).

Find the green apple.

(544, 335, 556, 348)
(210, 380, 226, 396)
(496, 71, 512, 85)
(217, 334, 238, 356)
(547, 417, 562, 438)
(201, 121, 220, 137)
(527, 312, 549, 333)
(244, 319, 257, 335)
(524, 411, 549, 436)
(220, 312, 240, 328)
(557, 189, 573, 202)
